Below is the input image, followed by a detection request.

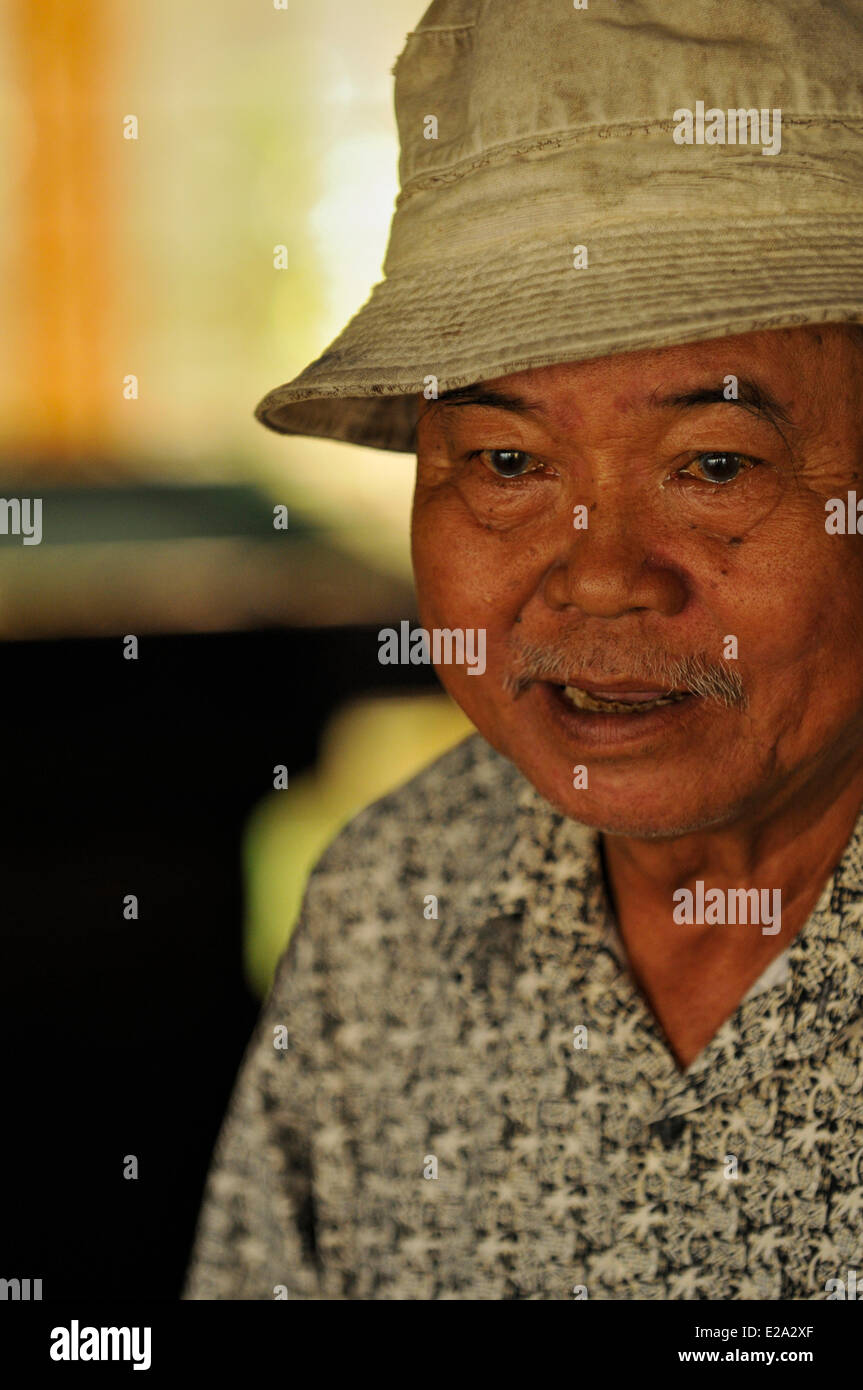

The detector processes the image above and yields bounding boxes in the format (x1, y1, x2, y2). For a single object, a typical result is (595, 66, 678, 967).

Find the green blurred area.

(243, 691, 473, 998)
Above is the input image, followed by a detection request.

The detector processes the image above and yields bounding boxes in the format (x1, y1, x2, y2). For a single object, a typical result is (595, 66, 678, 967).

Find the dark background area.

(1, 626, 436, 1300)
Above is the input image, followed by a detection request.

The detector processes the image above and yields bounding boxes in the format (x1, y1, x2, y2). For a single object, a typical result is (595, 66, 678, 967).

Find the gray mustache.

(503, 639, 747, 709)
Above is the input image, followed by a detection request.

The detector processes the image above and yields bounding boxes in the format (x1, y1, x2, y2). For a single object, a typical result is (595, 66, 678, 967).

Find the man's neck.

(599, 767, 863, 1071)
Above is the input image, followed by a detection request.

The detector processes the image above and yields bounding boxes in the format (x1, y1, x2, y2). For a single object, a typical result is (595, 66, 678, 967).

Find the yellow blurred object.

(2, 0, 419, 590)
(242, 692, 474, 998)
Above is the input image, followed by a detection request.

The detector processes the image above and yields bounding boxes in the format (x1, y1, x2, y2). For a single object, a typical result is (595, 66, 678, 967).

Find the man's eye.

(472, 449, 538, 479)
(678, 452, 760, 485)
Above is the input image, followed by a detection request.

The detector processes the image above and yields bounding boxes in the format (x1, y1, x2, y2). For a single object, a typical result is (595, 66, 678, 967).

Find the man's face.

(412, 326, 863, 837)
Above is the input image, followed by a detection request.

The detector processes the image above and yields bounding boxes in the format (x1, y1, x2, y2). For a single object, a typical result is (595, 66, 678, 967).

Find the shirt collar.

(484, 766, 863, 1115)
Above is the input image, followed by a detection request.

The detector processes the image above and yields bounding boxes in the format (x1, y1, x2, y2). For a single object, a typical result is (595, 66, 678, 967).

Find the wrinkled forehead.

(417, 324, 861, 440)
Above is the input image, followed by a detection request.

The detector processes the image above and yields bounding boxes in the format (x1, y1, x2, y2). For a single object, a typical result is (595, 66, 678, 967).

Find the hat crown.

(393, 0, 863, 192)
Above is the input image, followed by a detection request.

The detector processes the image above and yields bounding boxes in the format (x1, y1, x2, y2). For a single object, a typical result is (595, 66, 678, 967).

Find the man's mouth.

(553, 682, 693, 714)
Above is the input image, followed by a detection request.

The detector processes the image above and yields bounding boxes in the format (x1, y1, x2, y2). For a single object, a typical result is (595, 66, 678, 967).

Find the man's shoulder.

(310, 730, 522, 888)
(268, 734, 527, 1005)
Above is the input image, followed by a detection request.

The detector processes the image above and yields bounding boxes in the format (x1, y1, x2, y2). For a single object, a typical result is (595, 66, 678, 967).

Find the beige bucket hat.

(255, 0, 863, 454)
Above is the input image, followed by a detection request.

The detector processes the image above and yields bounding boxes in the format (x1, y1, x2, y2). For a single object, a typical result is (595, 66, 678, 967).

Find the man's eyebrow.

(428, 385, 548, 416)
(421, 376, 798, 443)
(652, 377, 798, 436)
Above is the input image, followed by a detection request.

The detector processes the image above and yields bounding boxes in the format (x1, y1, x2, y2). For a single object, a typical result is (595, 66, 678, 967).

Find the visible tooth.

(562, 685, 686, 713)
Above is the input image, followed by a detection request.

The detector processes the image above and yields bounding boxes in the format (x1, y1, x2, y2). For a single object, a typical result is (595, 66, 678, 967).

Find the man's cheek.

(415, 525, 487, 604)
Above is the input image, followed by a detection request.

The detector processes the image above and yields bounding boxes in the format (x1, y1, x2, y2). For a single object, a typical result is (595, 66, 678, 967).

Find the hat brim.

(255, 135, 863, 453)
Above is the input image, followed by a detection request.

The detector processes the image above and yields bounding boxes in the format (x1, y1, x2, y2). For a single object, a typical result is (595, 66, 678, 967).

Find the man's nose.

(542, 510, 687, 619)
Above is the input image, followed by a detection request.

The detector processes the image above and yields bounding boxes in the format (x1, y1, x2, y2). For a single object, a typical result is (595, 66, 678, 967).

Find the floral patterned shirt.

(183, 733, 863, 1299)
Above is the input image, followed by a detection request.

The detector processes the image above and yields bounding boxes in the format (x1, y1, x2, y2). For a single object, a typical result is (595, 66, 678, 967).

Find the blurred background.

(1, 0, 470, 1299)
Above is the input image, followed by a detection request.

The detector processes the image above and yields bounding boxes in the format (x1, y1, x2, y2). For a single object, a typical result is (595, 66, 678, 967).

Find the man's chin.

(577, 804, 736, 840)
(512, 760, 742, 840)
(464, 709, 753, 838)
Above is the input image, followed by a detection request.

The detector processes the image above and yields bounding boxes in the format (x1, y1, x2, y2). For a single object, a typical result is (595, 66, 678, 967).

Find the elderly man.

(184, 0, 863, 1300)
